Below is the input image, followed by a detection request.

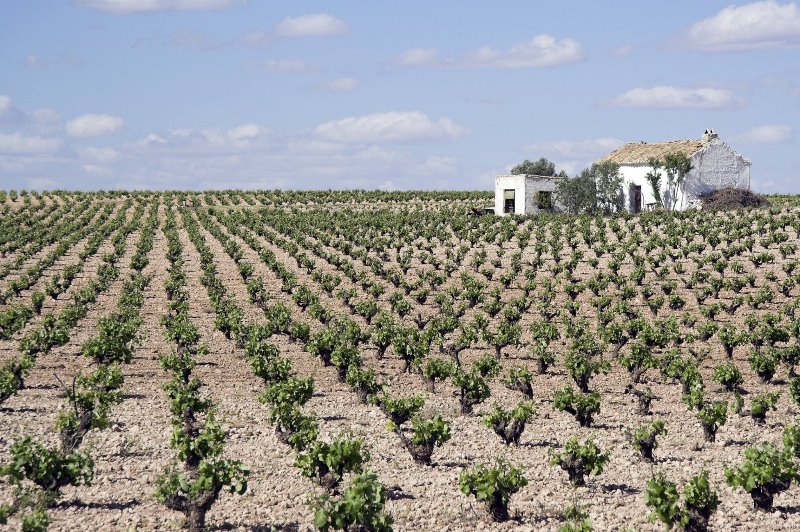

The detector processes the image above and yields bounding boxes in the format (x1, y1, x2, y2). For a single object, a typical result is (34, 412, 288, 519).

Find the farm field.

(2, 190, 800, 531)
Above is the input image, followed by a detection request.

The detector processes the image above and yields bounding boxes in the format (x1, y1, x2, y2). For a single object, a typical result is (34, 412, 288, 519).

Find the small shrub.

(452, 370, 490, 415)
(558, 503, 593, 532)
(398, 415, 451, 465)
(378, 394, 424, 429)
(423, 358, 455, 393)
(472, 354, 501, 379)
(553, 386, 601, 427)
(483, 401, 537, 445)
(750, 392, 780, 425)
(748, 350, 777, 383)
(459, 460, 528, 521)
(565, 351, 609, 392)
(502, 366, 533, 399)
(725, 443, 799, 511)
(631, 420, 667, 462)
(295, 434, 368, 491)
(713, 363, 743, 392)
(312, 471, 393, 532)
(645, 470, 719, 531)
(550, 436, 609, 487)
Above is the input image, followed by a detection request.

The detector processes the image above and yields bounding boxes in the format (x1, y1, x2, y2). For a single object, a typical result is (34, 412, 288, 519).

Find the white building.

(494, 174, 565, 216)
(600, 129, 751, 212)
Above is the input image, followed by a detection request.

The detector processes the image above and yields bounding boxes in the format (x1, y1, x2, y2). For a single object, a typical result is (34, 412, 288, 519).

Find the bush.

(558, 504, 593, 532)
(750, 392, 780, 425)
(295, 434, 368, 491)
(645, 470, 719, 531)
(345, 366, 382, 404)
(483, 401, 537, 445)
(423, 358, 455, 393)
(725, 443, 799, 510)
(378, 394, 424, 429)
(619, 342, 657, 384)
(683, 388, 727, 442)
(155, 459, 248, 531)
(399, 415, 451, 465)
(631, 420, 667, 462)
(749, 350, 777, 383)
(0, 436, 94, 502)
(452, 370, 490, 414)
(550, 436, 609, 487)
(502, 366, 533, 398)
(700, 188, 769, 210)
(564, 350, 609, 392)
(713, 363, 743, 392)
(553, 386, 601, 427)
(312, 472, 393, 532)
(459, 460, 528, 521)
(472, 354, 501, 379)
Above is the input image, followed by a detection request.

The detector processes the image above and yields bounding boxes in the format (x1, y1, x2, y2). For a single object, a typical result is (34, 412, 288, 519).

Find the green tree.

(591, 160, 623, 214)
(555, 173, 597, 215)
(645, 157, 664, 209)
(511, 157, 557, 176)
(662, 151, 693, 211)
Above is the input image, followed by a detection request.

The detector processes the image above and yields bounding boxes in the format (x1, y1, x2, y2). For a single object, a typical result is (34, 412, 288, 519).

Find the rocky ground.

(1, 200, 799, 531)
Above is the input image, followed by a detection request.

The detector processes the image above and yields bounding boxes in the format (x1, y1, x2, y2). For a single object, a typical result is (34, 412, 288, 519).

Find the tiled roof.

(601, 139, 706, 165)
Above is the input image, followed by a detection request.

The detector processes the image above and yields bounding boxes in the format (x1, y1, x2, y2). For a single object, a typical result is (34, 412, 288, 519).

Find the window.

(503, 189, 515, 214)
(536, 190, 553, 211)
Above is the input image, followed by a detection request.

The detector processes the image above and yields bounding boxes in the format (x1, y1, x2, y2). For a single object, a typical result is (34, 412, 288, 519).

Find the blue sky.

(0, 0, 798, 191)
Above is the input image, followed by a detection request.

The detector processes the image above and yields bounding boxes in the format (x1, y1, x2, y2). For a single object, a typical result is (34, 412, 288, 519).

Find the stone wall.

(523, 176, 564, 214)
(684, 139, 751, 201)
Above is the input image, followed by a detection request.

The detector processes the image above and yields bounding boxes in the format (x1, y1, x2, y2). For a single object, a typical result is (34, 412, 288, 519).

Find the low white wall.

(495, 175, 526, 216)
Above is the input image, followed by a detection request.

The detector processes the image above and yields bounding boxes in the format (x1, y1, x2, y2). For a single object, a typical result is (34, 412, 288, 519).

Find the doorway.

(630, 185, 642, 214)
(503, 189, 515, 214)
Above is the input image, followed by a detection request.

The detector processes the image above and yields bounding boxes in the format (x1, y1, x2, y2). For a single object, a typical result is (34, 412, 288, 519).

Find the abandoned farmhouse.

(495, 129, 751, 216)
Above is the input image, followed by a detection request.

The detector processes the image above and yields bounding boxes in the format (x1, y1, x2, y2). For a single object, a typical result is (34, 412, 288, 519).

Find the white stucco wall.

(495, 175, 564, 216)
(619, 138, 751, 212)
(495, 175, 526, 216)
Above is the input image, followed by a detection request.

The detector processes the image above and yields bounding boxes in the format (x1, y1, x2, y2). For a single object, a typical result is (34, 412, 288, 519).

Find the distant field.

(2, 190, 800, 531)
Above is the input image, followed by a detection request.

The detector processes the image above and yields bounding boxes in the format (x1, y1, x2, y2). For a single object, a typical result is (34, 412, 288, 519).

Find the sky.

(0, 0, 798, 192)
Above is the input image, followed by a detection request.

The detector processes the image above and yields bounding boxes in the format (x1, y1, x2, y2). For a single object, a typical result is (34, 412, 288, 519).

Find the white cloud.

(686, 1, 800, 52)
(79, 146, 120, 163)
(82, 164, 114, 176)
(0, 132, 63, 154)
(228, 123, 262, 140)
(239, 32, 272, 47)
(736, 124, 793, 143)
(31, 109, 60, 126)
(252, 59, 310, 72)
(314, 111, 468, 143)
(391, 48, 439, 67)
(0, 95, 11, 116)
(66, 114, 125, 137)
(275, 14, 348, 37)
(315, 78, 358, 92)
(611, 86, 738, 109)
(75, 0, 244, 14)
(391, 35, 582, 69)
(463, 35, 583, 68)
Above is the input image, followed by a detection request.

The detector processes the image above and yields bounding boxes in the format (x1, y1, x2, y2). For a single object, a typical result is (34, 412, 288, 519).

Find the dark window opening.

(503, 189, 515, 214)
(536, 190, 553, 211)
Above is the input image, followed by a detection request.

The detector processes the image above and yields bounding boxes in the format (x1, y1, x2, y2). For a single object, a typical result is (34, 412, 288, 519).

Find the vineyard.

(2, 189, 800, 531)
